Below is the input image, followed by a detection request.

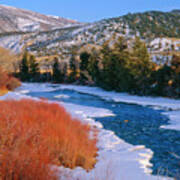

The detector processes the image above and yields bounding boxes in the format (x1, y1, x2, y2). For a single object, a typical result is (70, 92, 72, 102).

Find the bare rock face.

(0, 4, 80, 33)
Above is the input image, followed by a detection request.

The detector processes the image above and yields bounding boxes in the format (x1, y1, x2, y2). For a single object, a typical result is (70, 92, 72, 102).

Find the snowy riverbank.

(57, 84, 180, 131)
(1, 83, 176, 180)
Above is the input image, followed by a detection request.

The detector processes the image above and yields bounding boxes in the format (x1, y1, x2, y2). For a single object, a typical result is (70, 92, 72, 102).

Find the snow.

(17, 17, 40, 32)
(48, 15, 60, 19)
(16, 83, 180, 131)
(54, 94, 70, 99)
(161, 111, 180, 130)
(62, 102, 115, 118)
(0, 83, 175, 180)
(0, 35, 24, 53)
(58, 85, 180, 110)
(16, 83, 60, 93)
(150, 38, 180, 52)
(54, 106, 170, 180)
(58, 84, 180, 131)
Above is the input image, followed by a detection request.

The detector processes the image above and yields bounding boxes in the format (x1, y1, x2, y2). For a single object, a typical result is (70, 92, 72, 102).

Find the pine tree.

(29, 55, 39, 79)
(101, 36, 133, 91)
(62, 62, 68, 82)
(87, 49, 100, 83)
(20, 52, 29, 81)
(52, 57, 64, 83)
(68, 55, 78, 83)
(114, 36, 128, 52)
(80, 51, 90, 71)
(131, 37, 153, 93)
(171, 54, 180, 96)
(79, 51, 91, 84)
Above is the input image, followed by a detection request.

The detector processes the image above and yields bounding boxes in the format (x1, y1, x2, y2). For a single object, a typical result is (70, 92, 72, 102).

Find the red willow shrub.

(0, 67, 21, 91)
(0, 99, 98, 179)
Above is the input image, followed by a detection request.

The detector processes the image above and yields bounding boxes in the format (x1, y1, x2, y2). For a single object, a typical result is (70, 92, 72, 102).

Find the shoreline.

(15, 83, 175, 179)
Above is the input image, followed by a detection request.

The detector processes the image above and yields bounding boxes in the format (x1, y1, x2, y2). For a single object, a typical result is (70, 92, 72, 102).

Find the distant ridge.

(0, 4, 81, 33)
(0, 6, 179, 56)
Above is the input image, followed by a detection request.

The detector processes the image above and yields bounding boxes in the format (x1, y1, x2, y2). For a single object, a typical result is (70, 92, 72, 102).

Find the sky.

(1, 0, 180, 22)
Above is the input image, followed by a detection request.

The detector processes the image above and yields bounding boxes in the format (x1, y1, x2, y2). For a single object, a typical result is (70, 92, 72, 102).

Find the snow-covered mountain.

(0, 5, 179, 63)
(0, 4, 80, 33)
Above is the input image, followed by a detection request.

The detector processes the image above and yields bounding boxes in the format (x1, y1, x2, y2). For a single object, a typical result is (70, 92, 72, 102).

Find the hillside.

(0, 6, 179, 63)
(24, 10, 180, 58)
(111, 10, 180, 38)
(0, 4, 80, 33)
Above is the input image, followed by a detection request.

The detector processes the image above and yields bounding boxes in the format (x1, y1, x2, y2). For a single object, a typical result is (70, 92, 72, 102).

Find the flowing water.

(25, 84, 180, 178)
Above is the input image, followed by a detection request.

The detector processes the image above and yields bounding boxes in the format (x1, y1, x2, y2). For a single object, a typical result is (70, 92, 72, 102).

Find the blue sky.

(1, 0, 180, 22)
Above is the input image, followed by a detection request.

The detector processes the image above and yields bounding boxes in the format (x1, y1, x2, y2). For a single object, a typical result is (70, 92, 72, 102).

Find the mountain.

(118, 10, 180, 38)
(0, 5, 179, 63)
(0, 4, 80, 33)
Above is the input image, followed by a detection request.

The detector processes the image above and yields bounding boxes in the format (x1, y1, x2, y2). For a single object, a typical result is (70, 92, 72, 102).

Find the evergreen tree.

(101, 37, 133, 91)
(151, 64, 173, 96)
(80, 52, 90, 71)
(171, 54, 180, 96)
(87, 49, 100, 83)
(62, 62, 68, 82)
(20, 52, 29, 81)
(79, 51, 91, 84)
(114, 36, 128, 52)
(68, 55, 78, 83)
(29, 55, 39, 79)
(131, 37, 153, 93)
(52, 57, 64, 83)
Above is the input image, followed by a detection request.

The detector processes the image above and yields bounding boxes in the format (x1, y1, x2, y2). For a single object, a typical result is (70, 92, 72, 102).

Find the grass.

(0, 47, 19, 72)
(0, 67, 21, 93)
(0, 99, 98, 179)
(0, 88, 8, 96)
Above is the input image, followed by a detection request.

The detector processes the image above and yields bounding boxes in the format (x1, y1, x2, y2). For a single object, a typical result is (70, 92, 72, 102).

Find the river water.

(25, 84, 180, 178)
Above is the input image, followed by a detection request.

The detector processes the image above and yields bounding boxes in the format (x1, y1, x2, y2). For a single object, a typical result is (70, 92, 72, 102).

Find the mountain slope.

(24, 10, 180, 56)
(0, 4, 80, 33)
(0, 6, 179, 59)
(119, 10, 180, 38)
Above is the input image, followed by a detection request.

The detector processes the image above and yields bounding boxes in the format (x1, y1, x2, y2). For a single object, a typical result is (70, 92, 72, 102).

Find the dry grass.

(0, 88, 8, 96)
(0, 47, 19, 72)
(0, 99, 98, 179)
(0, 67, 21, 92)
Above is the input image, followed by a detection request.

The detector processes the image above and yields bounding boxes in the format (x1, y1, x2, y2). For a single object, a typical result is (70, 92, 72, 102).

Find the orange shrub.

(0, 67, 21, 91)
(0, 99, 98, 179)
(0, 68, 9, 90)
(6, 76, 21, 90)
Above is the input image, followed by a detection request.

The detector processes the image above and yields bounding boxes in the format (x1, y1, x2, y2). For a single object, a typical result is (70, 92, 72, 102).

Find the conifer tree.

(101, 37, 133, 91)
(87, 49, 100, 83)
(80, 51, 90, 71)
(171, 54, 180, 95)
(68, 54, 78, 82)
(52, 57, 64, 83)
(29, 55, 39, 78)
(20, 52, 29, 81)
(131, 37, 153, 93)
(79, 51, 91, 84)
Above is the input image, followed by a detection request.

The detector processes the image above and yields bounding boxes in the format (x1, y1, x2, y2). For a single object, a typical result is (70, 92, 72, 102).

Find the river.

(18, 83, 180, 179)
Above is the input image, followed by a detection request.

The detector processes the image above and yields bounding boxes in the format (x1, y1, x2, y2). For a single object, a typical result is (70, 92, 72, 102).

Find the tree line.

(18, 36, 180, 98)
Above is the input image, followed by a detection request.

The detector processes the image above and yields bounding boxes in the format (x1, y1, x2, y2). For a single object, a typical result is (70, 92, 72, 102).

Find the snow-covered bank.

(0, 89, 170, 180)
(55, 84, 180, 131)
(12, 83, 175, 179)
(17, 83, 60, 93)
(161, 111, 180, 130)
(58, 84, 180, 111)
(21, 83, 179, 131)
